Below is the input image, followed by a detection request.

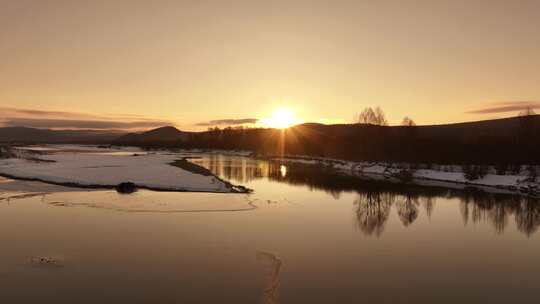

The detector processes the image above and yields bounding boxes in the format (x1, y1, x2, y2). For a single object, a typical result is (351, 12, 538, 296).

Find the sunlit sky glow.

(1, 0, 540, 131)
(260, 108, 301, 129)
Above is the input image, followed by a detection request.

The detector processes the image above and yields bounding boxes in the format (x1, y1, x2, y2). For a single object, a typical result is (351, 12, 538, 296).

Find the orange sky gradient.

(1, 0, 539, 131)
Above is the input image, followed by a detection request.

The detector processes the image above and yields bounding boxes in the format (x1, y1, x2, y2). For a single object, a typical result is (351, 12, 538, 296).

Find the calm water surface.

(1, 153, 539, 303)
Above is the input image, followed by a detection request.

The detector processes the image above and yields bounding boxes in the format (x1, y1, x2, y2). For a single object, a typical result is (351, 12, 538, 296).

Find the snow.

(16, 144, 129, 152)
(412, 169, 523, 187)
(0, 147, 234, 193)
(2, 145, 538, 196)
(17, 144, 145, 154)
(273, 157, 540, 196)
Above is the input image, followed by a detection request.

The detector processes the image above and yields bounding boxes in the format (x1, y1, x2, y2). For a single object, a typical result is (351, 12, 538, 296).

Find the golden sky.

(1, 0, 539, 130)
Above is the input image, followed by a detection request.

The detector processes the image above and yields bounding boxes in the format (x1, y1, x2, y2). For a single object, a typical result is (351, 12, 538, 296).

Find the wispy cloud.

(467, 101, 540, 114)
(195, 118, 259, 127)
(0, 107, 172, 130)
(1, 107, 103, 119)
(2, 118, 170, 130)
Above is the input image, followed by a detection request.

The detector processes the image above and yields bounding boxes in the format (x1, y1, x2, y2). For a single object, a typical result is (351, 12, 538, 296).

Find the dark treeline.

(117, 115, 540, 165)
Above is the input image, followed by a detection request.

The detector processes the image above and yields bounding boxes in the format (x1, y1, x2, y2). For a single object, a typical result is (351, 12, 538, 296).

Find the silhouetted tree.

(519, 106, 536, 117)
(462, 165, 488, 181)
(358, 107, 376, 124)
(526, 165, 538, 182)
(494, 164, 508, 175)
(400, 116, 418, 161)
(373, 107, 388, 126)
(401, 116, 416, 127)
(518, 106, 537, 146)
(357, 107, 388, 126)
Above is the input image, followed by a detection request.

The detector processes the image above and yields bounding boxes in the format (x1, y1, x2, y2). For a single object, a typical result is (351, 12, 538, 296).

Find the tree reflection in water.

(460, 192, 540, 236)
(353, 191, 392, 237)
(194, 156, 540, 237)
(273, 162, 540, 237)
(422, 197, 436, 220)
(514, 198, 540, 236)
(396, 194, 419, 227)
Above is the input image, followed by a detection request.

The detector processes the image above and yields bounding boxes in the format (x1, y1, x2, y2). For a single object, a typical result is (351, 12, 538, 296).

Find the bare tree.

(373, 107, 388, 126)
(358, 107, 376, 124)
(518, 106, 537, 140)
(357, 106, 388, 126)
(519, 106, 536, 117)
(401, 116, 416, 127)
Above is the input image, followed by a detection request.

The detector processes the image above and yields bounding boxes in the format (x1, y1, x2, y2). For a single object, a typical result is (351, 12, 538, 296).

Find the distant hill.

(288, 115, 540, 141)
(0, 127, 126, 144)
(114, 126, 189, 146)
(414, 115, 540, 140)
(116, 115, 539, 164)
(2, 116, 539, 164)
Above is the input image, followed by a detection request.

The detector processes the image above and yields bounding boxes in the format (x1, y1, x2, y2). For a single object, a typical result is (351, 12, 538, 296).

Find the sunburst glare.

(261, 108, 299, 129)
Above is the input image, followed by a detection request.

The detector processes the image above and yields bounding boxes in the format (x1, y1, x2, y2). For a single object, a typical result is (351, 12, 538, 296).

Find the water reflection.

(397, 194, 419, 227)
(194, 155, 540, 237)
(460, 193, 540, 236)
(354, 189, 540, 237)
(423, 197, 435, 219)
(190, 155, 270, 184)
(353, 191, 423, 236)
(353, 192, 392, 237)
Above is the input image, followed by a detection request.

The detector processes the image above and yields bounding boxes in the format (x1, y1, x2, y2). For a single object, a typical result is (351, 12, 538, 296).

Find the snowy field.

(0, 145, 236, 193)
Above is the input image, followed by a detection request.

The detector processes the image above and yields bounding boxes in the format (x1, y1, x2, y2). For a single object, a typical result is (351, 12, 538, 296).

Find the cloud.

(195, 118, 259, 126)
(0, 107, 101, 119)
(467, 101, 540, 114)
(2, 118, 170, 130)
(0, 107, 172, 130)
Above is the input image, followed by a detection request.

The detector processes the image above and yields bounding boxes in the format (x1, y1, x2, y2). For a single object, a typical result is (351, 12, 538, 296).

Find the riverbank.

(269, 156, 540, 198)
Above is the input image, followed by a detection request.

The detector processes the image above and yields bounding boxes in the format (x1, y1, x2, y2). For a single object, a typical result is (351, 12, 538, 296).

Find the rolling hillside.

(0, 127, 126, 144)
(2, 116, 539, 164)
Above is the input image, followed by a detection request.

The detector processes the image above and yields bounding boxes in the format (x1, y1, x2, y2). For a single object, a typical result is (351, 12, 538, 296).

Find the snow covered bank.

(272, 157, 540, 197)
(0, 146, 246, 193)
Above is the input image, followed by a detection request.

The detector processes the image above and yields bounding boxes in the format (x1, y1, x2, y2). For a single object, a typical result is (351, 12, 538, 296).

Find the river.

(0, 152, 539, 303)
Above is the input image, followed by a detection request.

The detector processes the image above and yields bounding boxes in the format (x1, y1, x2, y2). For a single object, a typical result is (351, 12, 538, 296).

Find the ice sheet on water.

(41, 190, 257, 213)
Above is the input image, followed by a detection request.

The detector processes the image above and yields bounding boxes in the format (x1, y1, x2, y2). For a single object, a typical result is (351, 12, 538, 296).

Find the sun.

(261, 108, 298, 129)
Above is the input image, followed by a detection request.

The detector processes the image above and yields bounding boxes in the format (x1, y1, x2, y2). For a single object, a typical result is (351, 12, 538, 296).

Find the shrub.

(116, 182, 138, 194)
(0, 146, 15, 159)
(526, 166, 538, 182)
(509, 165, 522, 175)
(395, 169, 414, 183)
(462, 165, 488, 181)
(495, 164, 508, 175)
